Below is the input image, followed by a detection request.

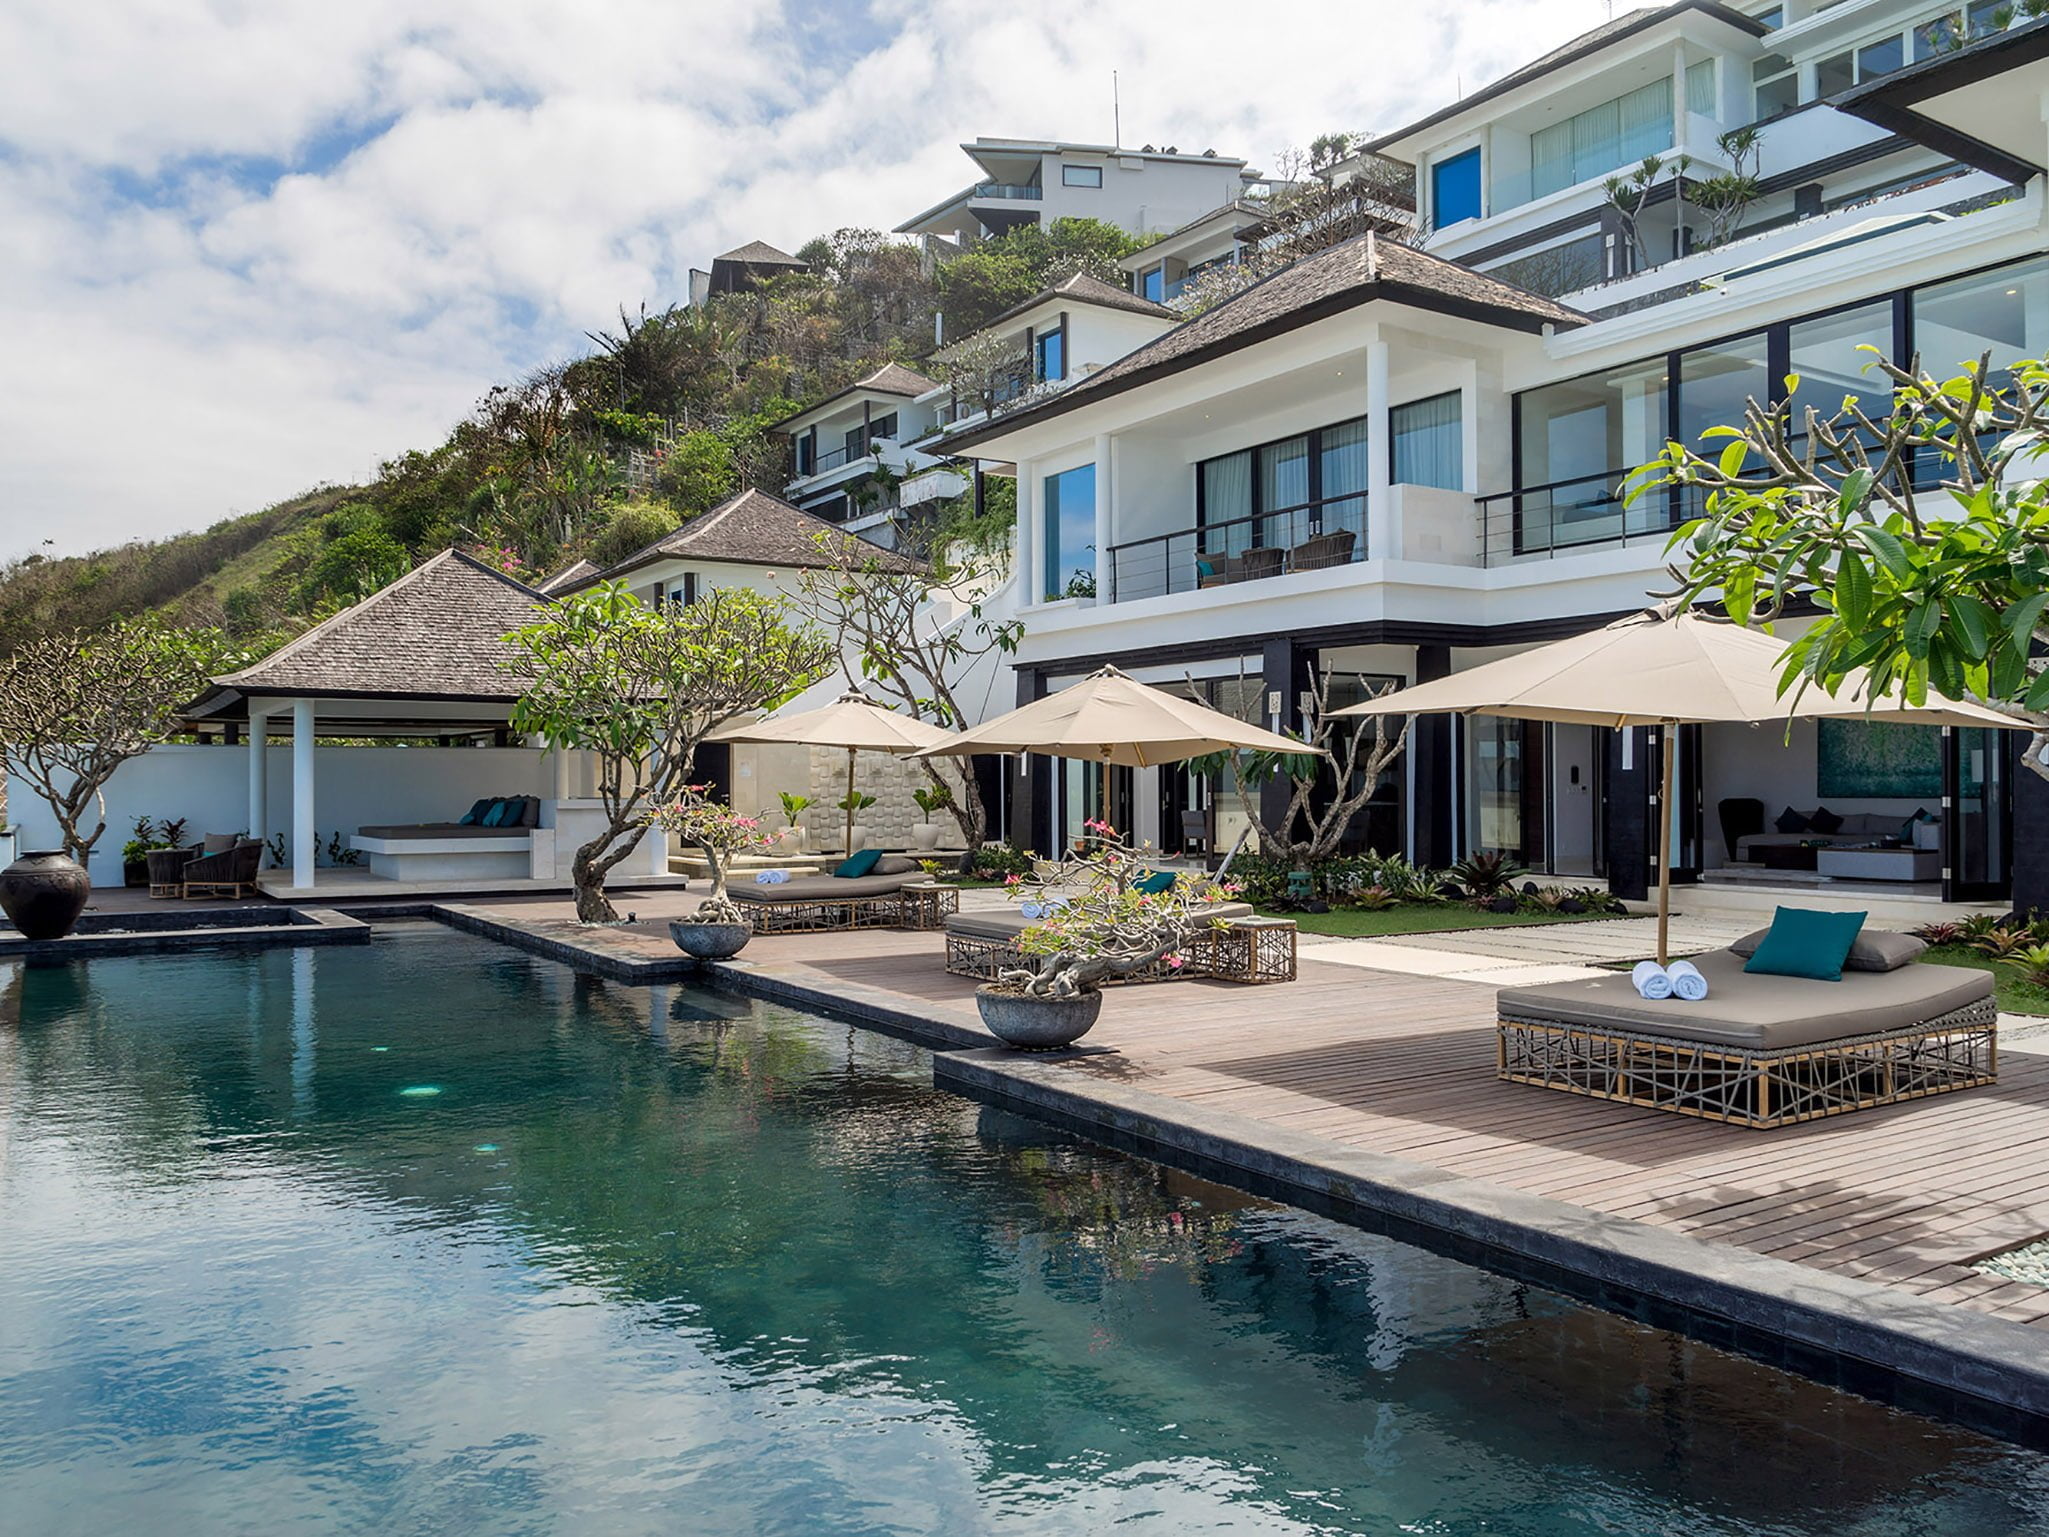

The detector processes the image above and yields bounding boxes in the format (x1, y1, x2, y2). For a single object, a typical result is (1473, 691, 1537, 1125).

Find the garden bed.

(1257, 904, 1622, 939)
(1919, 945, 2049, 1018)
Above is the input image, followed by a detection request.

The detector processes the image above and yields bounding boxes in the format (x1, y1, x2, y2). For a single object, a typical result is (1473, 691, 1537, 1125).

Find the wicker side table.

(145, 847, 197, 898)
(896, 882, 961, 931)
(1206, 916, 1299, 983)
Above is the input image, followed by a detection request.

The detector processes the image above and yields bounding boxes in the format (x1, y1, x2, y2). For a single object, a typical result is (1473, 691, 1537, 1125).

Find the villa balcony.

(1477, 471, 1703, 565)
(1106, 499, 1367, 603)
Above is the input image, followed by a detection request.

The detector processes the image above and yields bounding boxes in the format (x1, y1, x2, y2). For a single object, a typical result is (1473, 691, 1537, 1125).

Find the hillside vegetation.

(0, 218, 1145, 657)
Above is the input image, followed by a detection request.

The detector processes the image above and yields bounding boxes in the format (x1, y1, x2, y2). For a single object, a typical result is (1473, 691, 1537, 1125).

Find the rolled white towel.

(1665, 959, 1708, 1001)
(754, 870, 777, 885)
(1631, 961, 1675, 1000)
(1018, 900, 1044, 919)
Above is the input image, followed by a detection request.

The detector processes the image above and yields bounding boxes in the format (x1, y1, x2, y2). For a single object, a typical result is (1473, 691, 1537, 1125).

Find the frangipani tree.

(1643, 351, 2049, 780)
(505, 582, 832, 922)
(0, 618, 229, 862)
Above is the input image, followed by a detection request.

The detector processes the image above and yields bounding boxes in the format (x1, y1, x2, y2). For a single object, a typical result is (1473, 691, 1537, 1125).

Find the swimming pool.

(3, 925, 2046, 1534)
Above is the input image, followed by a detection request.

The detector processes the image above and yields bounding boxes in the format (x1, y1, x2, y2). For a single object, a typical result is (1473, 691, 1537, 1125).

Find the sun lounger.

(942, 901, 1297, 985)
(1494, 946, 1996, 1128)
(727, 857, 926, 932)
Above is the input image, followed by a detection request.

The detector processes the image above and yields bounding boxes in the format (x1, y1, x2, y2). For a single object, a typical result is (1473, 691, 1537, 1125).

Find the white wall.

(7, 744, 551, 885)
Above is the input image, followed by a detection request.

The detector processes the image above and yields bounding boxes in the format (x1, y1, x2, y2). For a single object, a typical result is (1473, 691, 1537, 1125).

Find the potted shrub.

(775, 792, 810, 855)
(910, 784, 951, 852)
(120, 815, 187, 887)
(645, 787, 774, 961)
(836, 789, 877, 852)
(977, 822, 1240, 1050)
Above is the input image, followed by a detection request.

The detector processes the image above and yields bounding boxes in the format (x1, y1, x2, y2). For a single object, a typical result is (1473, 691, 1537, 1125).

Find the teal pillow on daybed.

(834, 848, 882, 878)
(481, 798, 513, 828)
(1742, 906, 1867, 982)
(458, 797, 495, 826)
(1134, 870, 1176, 895)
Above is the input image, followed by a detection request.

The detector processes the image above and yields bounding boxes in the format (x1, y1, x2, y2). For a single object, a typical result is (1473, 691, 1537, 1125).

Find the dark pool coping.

(0, 905, 370, 960)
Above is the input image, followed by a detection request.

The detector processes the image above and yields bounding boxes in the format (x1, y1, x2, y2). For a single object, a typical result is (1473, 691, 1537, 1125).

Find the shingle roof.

(579, 488, 925, 585)
(200, 550, 547, 704)
(536, 558, 599, 595)
(940, 232, 1587, 452)
(1121, 198, 1273, 262)
(1366, 1, 1766, 156)
(973, 271, 1178, 332)
(767, 361, 943, 432)
(715, 240, 808, 267)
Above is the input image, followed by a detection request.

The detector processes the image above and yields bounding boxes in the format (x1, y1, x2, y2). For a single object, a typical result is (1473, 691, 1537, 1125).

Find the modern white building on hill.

(943, 1, 2049, 913)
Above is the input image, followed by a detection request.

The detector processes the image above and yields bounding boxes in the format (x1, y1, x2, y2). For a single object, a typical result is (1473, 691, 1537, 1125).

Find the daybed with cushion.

(943, 900, 1298, 986)
(349, 795, 542, 882)
(1494, 927, 1995, 1129)
(728, 854, 926, 932)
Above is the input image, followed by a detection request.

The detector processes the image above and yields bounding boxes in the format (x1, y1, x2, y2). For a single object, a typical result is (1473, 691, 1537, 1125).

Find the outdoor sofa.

(942, 901, 1299, 986)
(350, 795, 542, 882)
(727, 854, 931, 933)
(180, 837, 265, 898)
(1733, 810, 1937, 864)
(1494, 934, 1996, 1129)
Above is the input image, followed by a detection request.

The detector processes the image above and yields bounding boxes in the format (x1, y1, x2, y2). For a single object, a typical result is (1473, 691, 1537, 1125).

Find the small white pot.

(911, 822, 942, 852)
(776, 827, 805, 855)
(848, 825, 872, 853)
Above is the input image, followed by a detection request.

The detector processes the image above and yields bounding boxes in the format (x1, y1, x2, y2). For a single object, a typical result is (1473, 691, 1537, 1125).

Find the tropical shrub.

(1447, 852, 1529, 898)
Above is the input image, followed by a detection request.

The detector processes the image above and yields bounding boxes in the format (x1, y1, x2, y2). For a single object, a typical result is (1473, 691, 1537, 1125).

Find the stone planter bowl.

(975, 985, 1103, 1050)
(0, 850, 93, 941)
(910, 823, 943, 852)
(668, 920, 752, 962)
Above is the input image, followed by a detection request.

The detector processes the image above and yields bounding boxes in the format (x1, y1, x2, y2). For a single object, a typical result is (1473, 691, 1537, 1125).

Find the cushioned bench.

(727, 858, 924, 932)
(943, 901, 1297, 986)
(1495, 947, 1997, 1128)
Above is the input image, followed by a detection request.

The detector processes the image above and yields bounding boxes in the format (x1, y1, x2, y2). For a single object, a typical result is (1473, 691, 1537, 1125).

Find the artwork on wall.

(1817, 719, 1942, 799)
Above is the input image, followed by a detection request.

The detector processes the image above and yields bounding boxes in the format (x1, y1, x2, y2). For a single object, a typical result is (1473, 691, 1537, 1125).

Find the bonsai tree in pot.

(978, 822, 1240, 1048)
(775, 792, 811, 854)
(645, 787, 775, 959)
(910, 784, 951, 852)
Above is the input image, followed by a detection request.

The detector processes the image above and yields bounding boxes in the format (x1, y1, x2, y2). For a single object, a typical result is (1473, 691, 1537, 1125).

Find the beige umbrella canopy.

(1331, 610, 2024, 963)
(717, 689, 957, 854)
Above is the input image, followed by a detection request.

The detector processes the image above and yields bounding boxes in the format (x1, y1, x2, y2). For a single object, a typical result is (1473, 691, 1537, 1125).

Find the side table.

(897, 882, 961, 931)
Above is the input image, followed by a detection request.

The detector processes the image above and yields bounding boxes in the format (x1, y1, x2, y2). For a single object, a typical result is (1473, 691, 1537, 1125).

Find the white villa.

(936, 0, 2049, 912)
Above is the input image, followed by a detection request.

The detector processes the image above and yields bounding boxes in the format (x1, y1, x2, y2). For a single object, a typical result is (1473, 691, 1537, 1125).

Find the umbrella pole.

(845, 747, 857, 854)
(1657, 723, 1675, 967)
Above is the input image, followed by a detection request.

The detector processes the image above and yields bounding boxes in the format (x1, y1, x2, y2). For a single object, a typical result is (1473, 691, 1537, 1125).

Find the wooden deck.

(698, 925, 2049, 1332)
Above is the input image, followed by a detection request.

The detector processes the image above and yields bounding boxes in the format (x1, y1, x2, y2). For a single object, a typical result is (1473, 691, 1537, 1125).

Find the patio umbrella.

(716, 689, 958, 855)
(911, 664, 1321, 830)
(1330, 609, 2025, 963)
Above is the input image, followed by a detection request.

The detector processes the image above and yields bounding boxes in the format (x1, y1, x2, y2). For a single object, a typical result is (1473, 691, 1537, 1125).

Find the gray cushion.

(1730, 925, 1926, 973)
(730, 873, 913, 902)
(1498, 948, 1990, 1051)
(873, 854, 920, 875)
(519, 796, 542, 828)
(945, 901, 1255, 941)
(203, 833, 237, 854)
(355, 823, 529, 840)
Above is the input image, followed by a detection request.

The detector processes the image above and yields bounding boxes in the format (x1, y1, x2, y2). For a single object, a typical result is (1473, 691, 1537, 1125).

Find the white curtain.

(1392, 393, 1463, 490)
(1201, 451, 1253, 553)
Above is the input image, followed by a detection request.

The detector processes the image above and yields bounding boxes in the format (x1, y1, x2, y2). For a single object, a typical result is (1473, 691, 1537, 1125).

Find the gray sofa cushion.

(1497, 948, 1990, 1050)
(946, 901, 1255, 942)
(731, 873, 914, 902)
(355, 823, 530, 841)
(1730, 925, 1927, 973)
(873, 854, 921, 875)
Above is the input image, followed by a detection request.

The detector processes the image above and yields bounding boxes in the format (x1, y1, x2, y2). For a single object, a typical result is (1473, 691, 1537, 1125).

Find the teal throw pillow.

(835, 848, 882, 878)
(458, 797, 494, 826)
(1742, 906, 1867, 982)
(1134, 870, 1176, 895)
(480, 799, 510, 828)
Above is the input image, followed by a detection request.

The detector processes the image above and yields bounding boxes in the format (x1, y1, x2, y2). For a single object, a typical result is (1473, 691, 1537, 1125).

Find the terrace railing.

(1106, 498, 1367, 603)
(973, 182, 1042, 201)
(1477, 470, 1701, 565)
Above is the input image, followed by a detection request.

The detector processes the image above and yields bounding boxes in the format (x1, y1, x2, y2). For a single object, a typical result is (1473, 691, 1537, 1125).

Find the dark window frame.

(1194, 413, 1371, 550)
(1061, 164, 1104, 189)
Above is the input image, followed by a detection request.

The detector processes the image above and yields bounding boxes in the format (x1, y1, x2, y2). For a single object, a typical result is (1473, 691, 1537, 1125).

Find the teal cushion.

(458, 798, 494, 827)
(1195, 559, 1217, 579)
(835, 848, 882, 878)
(1135, 870, 1176, 895)
(1743, 906, 1868, 982)
(481, 798, 511, 828)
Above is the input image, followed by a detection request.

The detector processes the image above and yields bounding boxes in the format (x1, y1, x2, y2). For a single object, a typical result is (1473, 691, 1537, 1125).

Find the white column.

(1365, 334, 1393, 559)
(1016, 458, 1039, 604)
(1092, 433, 1113, 601)
(247, 709, 269, 845)
(292, 698, 315, 891)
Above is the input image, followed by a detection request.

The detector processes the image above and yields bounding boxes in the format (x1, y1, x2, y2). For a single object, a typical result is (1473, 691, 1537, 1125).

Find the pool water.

(3, 925, 2047, 1535)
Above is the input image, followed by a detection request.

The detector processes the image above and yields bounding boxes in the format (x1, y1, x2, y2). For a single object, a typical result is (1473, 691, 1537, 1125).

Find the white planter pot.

(911, 822, 942, 852)
(776, 827, 805, 855)
(848, 825, 872, 853)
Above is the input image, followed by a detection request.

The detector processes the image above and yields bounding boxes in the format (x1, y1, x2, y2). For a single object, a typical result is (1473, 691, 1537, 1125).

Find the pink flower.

(1165, 955, 1185, 970)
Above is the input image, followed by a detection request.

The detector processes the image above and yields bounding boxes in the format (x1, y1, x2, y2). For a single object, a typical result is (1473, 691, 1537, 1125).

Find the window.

(1431, 147, 1482, 227)
(1392, 393, 1463, 489)
(842, 424, 866, 460)
(1752, 52, 1798, 118)
(1755, 4, 1782, 27)
(1196, 416, 1370, 563)
(1913, 256, 2049, 381)
(1685, 58, 1716, 116)
(1528, 79, 1672, 200)
(666, 574, 699, 607)
(1677, 334, 1769, 454)
(1787, 302, 1894, 440)
(1968, 0, 2008, 39)
(1513, 360, 1669, 549)
(1916, 11, 1963, 57)
(1034, 326, 1065, 383)
(1857, 34, 1903, 79)
(1487, 234, 1606, 298)
(869, 411, 897, 442)
(1043, 464, 1097, 598)
(1200, 452, 1254, 554)
(1141, 265, 1165, 303)
(1815, 49, 1855, 95)
(795, 431, 815, 476)
(1061, 164, 1103, 188)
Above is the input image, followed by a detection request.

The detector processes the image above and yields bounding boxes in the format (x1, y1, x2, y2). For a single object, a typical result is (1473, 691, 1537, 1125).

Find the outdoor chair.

(1288, 529, 1356, 571)
(181, 838, 264, 899)
(1237, 546, 1285, 583)
(1195, 552, 1240, 588)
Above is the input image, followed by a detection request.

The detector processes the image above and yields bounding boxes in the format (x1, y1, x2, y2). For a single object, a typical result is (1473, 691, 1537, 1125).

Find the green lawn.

(1920, 944, 2049, 1017)
(1252, 904, 1620, 939)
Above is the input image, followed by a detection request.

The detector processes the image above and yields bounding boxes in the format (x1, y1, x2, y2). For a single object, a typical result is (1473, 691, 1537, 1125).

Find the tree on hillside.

(0, 619, 232, 862)
(505, 583, 833, 921)
(937, 218, 1147, 337)
(794, 522, 1023, 851)
(1647, 351, 2049, 780)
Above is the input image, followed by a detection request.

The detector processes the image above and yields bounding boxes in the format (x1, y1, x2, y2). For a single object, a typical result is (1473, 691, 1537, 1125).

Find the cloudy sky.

(0, 0, 1602, 560)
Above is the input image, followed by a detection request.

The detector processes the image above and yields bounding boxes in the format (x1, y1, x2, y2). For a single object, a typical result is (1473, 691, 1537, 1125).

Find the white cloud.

(0, 0, 1602, 559)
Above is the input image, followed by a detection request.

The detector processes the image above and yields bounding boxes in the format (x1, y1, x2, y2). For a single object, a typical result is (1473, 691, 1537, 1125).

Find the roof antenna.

(1113, 70, 1121, 149)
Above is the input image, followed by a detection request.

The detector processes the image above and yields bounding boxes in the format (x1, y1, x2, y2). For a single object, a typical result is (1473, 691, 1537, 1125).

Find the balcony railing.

(1107, 498, 1367, 603)
(1477, 470, 1702, 565)
(973, 182, 1042, 201)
